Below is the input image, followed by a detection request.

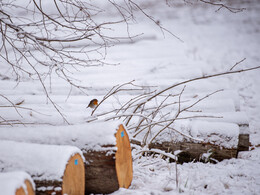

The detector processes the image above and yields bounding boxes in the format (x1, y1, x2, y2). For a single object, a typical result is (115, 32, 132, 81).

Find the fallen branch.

(136, 148, 177, 161)
(125, 66, 260, 126)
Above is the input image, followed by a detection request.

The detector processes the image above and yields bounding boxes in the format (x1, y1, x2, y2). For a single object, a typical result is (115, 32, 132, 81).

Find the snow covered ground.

(0, 0, 260, 194)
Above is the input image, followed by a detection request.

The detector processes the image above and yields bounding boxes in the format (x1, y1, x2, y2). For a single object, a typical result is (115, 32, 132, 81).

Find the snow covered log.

(83, 124, 133, 194)
(0, 171, 35, 195)
(0, 121, 133, 194)
(0, 140, 85, 195)
(149, 141, 237, 163)
(133, 120, 247, 163)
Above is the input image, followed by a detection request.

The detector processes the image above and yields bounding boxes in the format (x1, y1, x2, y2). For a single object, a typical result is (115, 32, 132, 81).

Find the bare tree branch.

(125, 66, 260, 126)
(230, 58, 246, 71)
(199, 0, 246, 13)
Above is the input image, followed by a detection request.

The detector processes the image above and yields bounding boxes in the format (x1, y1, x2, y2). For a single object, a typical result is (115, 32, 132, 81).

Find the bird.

(87, 99, 98, 109)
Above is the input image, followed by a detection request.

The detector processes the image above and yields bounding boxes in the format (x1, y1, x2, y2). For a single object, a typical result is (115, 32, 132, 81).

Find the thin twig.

(199, 0, 246, 13)
(230, 58, 246, 71)
(0, 94, 23, 118)
(136, 148, 177, 161)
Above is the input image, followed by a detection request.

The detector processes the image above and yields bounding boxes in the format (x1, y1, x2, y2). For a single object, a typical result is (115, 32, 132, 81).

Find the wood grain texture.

(25, 179, 35, 195)
(35, 153, 84, 195)
(62, 153, 85, 195)
(15, 186, 26, 195)
(115, 124, 133, 188)
(15, 179, 35, 195)
(84, 150, 119, 194)
(83, 124, 133, 194)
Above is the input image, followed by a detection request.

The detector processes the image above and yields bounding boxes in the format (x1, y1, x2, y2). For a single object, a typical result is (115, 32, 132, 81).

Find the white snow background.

(0, 0, 260, 194)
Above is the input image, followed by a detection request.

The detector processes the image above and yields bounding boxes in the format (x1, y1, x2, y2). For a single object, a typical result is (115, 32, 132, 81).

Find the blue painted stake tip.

(74, 159, 78, 165)
(121, 131, 124, 138)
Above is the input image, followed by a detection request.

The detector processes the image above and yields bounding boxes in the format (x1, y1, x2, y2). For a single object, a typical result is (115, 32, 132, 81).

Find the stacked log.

(84, 124, 133, 194)
(149, 141, 237, 163)
(133, 120, 249, 163)
(0, 171, 35, 195)
(0, 140, 85, 195)
(0, 121, 133, 194)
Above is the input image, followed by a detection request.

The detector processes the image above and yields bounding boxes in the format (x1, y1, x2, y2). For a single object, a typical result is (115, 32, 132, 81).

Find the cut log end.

(237, 134, 249, 152)
(115, 124, 133, 189)
(16, 179, 35, 195)
(62, 153, 85, 195)
(76, 124, 133, 194)
(35, 153, 85, 195)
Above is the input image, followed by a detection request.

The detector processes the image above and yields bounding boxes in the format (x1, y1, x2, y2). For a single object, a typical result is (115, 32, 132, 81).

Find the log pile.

(132, 120, 250, 163)
(84, 124, 133, 194)
(0, 122, 133, 194)
(0, 140, 85, 195)
(0, 171, 35, 195)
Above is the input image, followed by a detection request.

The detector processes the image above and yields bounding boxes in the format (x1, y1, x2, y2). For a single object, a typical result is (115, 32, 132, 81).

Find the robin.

(87, 99, 98, 109)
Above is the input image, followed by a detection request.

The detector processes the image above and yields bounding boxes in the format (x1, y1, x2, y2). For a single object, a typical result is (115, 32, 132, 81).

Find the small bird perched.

(87, 99, 98, 109)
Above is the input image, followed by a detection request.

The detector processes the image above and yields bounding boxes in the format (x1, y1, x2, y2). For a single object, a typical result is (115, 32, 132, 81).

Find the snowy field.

(0, 0, 260, 194)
